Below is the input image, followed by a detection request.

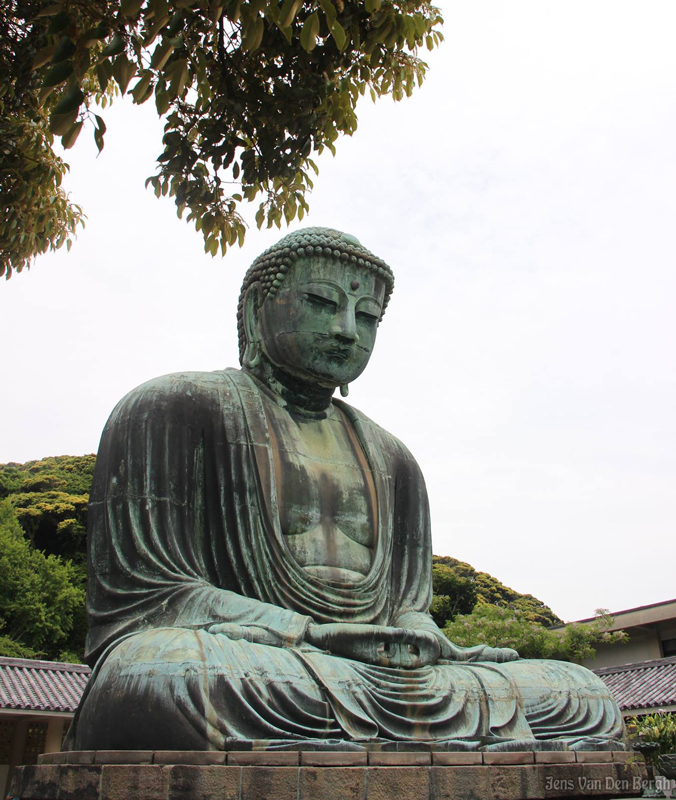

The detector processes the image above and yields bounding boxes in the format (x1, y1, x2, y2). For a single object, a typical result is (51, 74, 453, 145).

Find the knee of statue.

(70, 227, 626, 753)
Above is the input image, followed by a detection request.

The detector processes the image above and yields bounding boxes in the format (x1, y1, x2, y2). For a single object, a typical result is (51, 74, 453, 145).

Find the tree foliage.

(0, 454, 94, 564)
(1, 0, 443, 277)
(443, 603, 628, 663)
(431, 555, 562, 629)
(0, 499, 85, 662)
(626, 711, 676, 759)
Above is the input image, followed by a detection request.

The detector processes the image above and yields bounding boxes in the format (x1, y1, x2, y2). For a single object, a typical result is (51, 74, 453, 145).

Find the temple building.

(567, 598, 676, 719)
(0, 657, 90, 796)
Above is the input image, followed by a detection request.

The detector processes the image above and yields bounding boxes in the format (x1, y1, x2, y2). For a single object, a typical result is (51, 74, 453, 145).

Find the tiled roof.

(595, 656, 676, 712)
(0, 657, 90, 714)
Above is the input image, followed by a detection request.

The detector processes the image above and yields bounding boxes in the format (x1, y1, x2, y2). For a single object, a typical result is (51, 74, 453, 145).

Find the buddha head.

(237, 228, 395, 393)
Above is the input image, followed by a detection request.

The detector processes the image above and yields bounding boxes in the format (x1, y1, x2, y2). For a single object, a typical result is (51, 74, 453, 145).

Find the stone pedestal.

(8, 750, 647, 800)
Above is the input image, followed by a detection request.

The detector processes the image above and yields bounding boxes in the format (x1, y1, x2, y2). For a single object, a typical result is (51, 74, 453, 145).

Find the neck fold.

(246, 358, 335, 417)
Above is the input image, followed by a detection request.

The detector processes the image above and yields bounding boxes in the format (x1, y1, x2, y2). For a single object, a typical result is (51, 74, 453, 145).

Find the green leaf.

(152, 0, 169, 18)
(130, 71, 154, 104)
(33, 46, 56, 69)
(52, 83, 84, 115)
(329, 20, 347, 51)
(95, 61, 112, 93)
(277, 0, 303, 29)
(150, 39, 175, 69)
(121, 0, 144, 15)
(48, 10, 71, 34)
(49, 107, 78, 135)
(155, 88, 171, 115)
(241, 16, 265, 52)
(35, 3, 65, 17)
(100, 34, 126, 59)
(112, 54, 137, 95)
(61, 121, 84, 149)
(319, 0, 336, 25)
(255, 205, 265, 228)
(51, 36, 76, 63)
(300, 12, 320, 52)
(167, 58, 189, 98)
(94, 127, 105, 153)
(42, 61, 74, 88)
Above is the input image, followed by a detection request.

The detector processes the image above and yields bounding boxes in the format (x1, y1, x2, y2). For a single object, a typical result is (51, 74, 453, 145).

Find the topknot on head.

(237, 227, 395, 363)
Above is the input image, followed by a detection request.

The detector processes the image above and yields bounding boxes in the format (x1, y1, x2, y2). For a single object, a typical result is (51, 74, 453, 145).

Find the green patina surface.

(69, 227, 626, 752)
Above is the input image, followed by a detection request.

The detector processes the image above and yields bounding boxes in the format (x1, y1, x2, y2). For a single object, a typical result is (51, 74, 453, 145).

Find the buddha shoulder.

(105, 369, 243, 430)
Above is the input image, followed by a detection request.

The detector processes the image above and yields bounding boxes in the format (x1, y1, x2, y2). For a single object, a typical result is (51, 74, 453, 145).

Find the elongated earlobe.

(340, 384, 349, 397)
(243, 285, 263, 370)
(243, 341, 262, 370)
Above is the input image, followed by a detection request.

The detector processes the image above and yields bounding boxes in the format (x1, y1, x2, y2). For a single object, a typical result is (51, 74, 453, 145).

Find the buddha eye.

(356, 311, 378, 324)
(305, 292, 338, 310)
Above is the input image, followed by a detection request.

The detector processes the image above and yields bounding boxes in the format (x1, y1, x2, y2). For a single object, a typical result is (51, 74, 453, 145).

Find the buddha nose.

(330, 313, 359, 344)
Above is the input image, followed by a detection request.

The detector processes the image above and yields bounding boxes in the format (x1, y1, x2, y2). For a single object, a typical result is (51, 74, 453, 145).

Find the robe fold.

(71, 368, 624, 751)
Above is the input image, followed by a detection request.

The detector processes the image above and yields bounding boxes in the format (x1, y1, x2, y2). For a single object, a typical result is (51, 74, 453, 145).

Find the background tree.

(431, 555, 562, 628)
(1, 0, 443, 277)
(0, 499, 85, 661)
(443, 603, 627, 662)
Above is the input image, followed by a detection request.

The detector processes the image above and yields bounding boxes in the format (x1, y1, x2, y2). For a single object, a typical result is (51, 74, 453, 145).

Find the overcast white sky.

(2, 1, 675, 622)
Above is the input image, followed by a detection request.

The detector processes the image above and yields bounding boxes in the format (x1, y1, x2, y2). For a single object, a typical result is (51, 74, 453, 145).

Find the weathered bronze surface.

(70, 228, 625, 752)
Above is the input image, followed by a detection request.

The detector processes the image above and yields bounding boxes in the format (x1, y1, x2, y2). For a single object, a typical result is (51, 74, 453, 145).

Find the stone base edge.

(38, 748, 634, 767)
(9, 761, 648, 800)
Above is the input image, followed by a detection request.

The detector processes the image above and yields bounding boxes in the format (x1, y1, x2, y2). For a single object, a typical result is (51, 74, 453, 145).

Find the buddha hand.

(440, 640, 520, 663)
(304, 623, 441, 669)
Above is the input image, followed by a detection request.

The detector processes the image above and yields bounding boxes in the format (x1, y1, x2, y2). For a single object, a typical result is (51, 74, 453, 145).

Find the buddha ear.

(242, 284, 263, 370)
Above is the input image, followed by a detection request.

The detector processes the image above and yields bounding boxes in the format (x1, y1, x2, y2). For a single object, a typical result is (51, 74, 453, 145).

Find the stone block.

(12, 765, 61, 800)
(432, 751, 482, 766)
(486, 765, 541, 800)
(300, 751, 368, 766)
(55, 765, 102, 800)
(612, 750, 633, 762)
(66, 751, 97, 764)
(100, 764, 167, 800)
(580, 763, 625, 795)
(154, 750, 226, 765)
(241, 766, 299, 800)
(95, 749, 154, 764)
(368, 751, 431, 766)
(299, 766, 366, 800)
(539, 763, 585, 797)
(431, 764, 491, 799)
(367, 766, 430, 800)
(37, 752, 67, 765)
(483, 751, 535, 765)
(534, 751, 576, 764)
(166, 764, 240, 800)
(574, 750, 613, 763)
(229, 750, 299, 766)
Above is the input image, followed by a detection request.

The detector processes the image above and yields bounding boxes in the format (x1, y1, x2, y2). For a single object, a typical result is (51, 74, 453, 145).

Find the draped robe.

(70, 369, 624, 751)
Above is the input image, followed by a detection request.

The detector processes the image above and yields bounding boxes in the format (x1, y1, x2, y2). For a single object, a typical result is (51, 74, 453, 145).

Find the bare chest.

(263, 399, 377, 583)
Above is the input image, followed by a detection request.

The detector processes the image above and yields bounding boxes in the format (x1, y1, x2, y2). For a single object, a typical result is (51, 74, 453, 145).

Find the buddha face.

(252, 256, 386, 388)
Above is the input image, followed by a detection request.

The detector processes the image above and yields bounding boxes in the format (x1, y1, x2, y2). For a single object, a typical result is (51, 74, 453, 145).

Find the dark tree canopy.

(431, 555, 563, 628)
(1, 0, 443, 277)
